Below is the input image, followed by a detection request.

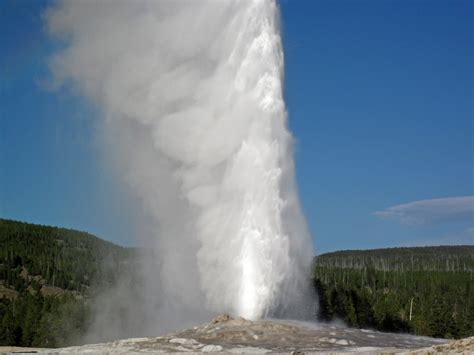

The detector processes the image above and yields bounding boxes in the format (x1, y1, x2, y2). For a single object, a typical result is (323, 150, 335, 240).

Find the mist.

(45, 0, 315, 341)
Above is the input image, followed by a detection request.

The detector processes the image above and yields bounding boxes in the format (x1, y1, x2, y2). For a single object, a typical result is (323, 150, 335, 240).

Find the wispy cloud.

(374, 196, 474, 226)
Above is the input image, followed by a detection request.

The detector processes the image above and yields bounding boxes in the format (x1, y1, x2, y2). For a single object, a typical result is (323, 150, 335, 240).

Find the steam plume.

(46, 0, 314, 336)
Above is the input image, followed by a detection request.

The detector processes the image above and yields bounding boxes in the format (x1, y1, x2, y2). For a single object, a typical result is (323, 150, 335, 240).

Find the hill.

(313, 245, 474, 339)
(0, 218, 133, 347)
(1, 218, 473, 347)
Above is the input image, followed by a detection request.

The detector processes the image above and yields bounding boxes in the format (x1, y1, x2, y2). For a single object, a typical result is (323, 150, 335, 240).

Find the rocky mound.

(0, 314, 451, 354)
(401, 336, 474, 354)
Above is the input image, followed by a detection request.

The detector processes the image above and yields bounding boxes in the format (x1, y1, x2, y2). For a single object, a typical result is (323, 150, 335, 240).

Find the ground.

(1, 314, 471, 354)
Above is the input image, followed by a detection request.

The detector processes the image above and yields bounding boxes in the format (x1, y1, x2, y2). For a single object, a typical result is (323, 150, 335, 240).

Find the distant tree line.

(312, 246, 474, 339)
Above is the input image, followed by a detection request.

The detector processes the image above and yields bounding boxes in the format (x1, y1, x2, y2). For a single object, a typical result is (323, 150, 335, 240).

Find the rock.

(169, 337, 200, 347)
(211, 313, 233, 324)
(403, 336, 474, 354)
(40, 285, 65, 297)
(0, 284, 19, 300)
(202, 344, 223, 352)
(20, 267, 29, 279)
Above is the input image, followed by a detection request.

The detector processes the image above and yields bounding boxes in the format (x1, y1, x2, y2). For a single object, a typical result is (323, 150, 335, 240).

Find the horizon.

(3, 216, 473, 257)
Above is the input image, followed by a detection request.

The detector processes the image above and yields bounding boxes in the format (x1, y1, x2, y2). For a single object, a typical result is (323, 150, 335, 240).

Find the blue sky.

(1, 0, 473, 252)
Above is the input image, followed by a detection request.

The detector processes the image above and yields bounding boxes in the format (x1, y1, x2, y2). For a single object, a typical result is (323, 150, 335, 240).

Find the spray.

(46, 0, 314, 337)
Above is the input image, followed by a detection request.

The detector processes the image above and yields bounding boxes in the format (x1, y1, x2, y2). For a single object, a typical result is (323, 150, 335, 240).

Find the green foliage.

(0, 218, 131, 293)
(2, 218, 473, 347)
(313, 246, 474, 339)
(0, 218, 132, 347)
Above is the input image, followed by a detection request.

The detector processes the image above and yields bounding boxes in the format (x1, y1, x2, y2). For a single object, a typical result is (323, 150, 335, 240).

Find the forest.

(0, 218, 473, 347)
(0, 218, 132, 347)
(312, 246, 474, 339)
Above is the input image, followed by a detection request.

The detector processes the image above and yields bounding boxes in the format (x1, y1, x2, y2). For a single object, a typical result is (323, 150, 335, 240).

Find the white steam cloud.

(45, 0, 314, 336)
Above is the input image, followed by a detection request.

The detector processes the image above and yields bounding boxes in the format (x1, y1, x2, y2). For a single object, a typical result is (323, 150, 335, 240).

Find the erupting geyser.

(46, 0, 313, 325)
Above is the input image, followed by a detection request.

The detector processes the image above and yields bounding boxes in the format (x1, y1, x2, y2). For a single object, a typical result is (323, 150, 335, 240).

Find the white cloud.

(374, 196, 474, 226)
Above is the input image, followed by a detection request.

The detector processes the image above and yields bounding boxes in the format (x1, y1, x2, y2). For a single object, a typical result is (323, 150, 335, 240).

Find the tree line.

(1, 219, 473, 347)
(312, 246, 474, 339)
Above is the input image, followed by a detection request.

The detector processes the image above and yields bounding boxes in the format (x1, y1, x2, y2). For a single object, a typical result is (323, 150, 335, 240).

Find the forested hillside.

(1, 218, 473, 347)
(313, 246, 474, 339)
(0, 218, 132, 347)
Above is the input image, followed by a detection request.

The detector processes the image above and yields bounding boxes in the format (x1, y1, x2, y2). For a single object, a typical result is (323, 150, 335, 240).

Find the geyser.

(46, 0, 313, 325)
